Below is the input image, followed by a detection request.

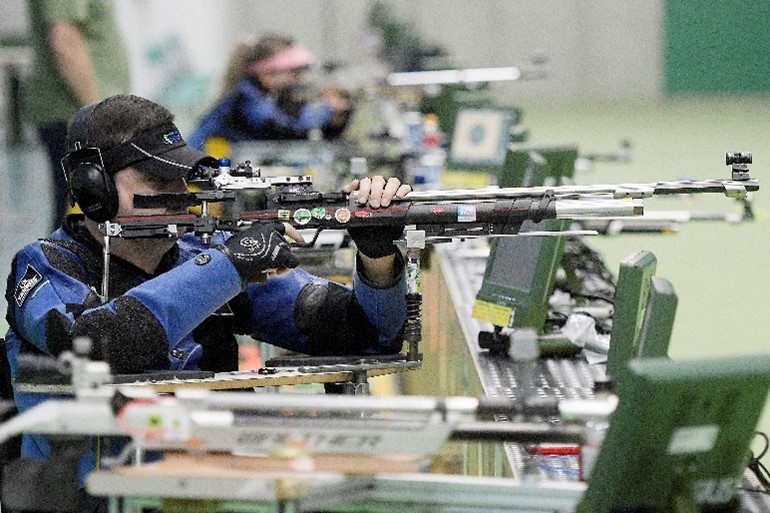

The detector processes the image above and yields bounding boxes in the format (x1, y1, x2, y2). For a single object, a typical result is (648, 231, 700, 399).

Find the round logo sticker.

(335, 207, 351, 224)
(311, 207, 326, 219)
(194, 253, 212, 266)
(293, 208, 312, 225)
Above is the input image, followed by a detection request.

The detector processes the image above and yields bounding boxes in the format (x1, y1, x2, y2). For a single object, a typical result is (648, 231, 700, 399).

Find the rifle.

(113, 183, 643, 244)
(94, 153, 756, 362)
(100, 152, 757, 245)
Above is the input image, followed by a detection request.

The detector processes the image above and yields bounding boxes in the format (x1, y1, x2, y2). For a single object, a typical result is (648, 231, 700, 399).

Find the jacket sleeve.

(244, 255, 407, 355)
(188, 98, 233, 149)
(6, 243, 242, 374)
(238, 83, 334, 137)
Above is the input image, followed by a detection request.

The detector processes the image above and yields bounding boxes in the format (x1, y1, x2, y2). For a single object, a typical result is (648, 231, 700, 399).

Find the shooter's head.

(240, 33, 314, 92)
(62, 94, 215, 222)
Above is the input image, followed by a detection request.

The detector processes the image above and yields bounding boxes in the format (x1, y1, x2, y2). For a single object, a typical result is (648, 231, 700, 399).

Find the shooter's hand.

(344, 176, 411, 259)
(344, 175, 411, 209)
(219, 222, 300, 285)
(320, 85, 352, 115)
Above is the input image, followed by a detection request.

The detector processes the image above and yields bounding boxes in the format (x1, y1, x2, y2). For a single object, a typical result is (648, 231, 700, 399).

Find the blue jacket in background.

(189, 78, 348, 149)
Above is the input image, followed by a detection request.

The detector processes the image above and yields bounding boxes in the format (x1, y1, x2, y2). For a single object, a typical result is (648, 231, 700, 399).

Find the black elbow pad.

(72, 296, 169, 374)
(294, 282, 378, 355)
(44, 291, 103, 356)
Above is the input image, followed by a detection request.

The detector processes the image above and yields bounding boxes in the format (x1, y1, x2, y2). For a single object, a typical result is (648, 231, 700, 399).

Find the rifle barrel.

(554, 199, 643, 218)
(398, 179, 758, 202)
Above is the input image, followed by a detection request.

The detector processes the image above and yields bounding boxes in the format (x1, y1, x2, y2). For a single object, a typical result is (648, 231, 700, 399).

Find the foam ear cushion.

(69, 162, 119, 222)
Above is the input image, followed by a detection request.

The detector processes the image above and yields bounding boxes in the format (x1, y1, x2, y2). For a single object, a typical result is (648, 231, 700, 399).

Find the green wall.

(665, 0, 770, 94)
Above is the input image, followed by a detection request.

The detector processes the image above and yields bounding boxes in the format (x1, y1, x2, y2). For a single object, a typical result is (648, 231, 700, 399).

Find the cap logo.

(162, 130, 183, 145)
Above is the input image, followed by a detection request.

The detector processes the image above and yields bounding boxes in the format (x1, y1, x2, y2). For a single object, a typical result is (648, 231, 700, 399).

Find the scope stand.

(315, 231, 427, 394)
(99, 222, 117, 303)
(403, 230, 425, 362)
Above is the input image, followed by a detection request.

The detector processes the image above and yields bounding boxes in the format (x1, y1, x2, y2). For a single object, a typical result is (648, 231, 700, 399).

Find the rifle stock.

(110, 192, 642, 242)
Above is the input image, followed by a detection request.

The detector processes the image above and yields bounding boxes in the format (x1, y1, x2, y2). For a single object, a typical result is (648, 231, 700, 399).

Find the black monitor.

(578, 354, 770, 513)
(605, 250, 658, 379)
(472, 219, 569, 332)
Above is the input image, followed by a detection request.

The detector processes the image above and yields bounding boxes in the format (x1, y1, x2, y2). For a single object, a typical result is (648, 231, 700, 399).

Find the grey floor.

(1, 95, 770, 456)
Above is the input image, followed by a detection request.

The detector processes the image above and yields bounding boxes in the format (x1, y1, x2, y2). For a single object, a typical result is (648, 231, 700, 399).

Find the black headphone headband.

(65, 97, 185, 178)
(66, 101, 100, 153)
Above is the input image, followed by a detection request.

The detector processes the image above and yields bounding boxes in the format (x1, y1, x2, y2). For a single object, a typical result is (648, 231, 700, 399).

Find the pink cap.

(248, 45, 314, 74)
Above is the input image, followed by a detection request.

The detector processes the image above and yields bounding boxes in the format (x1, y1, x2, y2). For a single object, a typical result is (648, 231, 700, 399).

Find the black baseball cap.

(100, 122, 216, 179)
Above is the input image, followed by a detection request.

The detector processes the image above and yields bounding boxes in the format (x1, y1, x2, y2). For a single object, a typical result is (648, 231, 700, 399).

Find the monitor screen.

(448, 108, 517, 170)
(472, 219, 568, 331)
(578, 354, 770, 513)
(485, 234, 543, 293)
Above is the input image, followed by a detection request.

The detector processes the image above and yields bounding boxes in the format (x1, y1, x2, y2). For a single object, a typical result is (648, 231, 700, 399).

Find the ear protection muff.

(61, 102, 119, 223)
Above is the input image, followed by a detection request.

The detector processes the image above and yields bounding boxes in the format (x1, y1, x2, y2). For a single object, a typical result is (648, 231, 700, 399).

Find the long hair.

(219, 33, 295, 96)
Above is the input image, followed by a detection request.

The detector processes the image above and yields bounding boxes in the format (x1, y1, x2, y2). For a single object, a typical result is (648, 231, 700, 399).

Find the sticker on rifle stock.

(335, 208, 351, 223)
(15, 264, 43, 307)
(277, 209, 291, 221)
(293, 208, 312, 225)
(457, 204, 477, 222)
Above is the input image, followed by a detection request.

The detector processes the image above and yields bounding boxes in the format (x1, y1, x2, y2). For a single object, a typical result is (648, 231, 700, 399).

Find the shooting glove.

(219, 222, 299, 284)
(347, 225, 404, 259)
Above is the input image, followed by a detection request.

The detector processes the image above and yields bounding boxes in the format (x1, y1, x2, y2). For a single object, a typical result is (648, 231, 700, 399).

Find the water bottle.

(416, 114, 445, 189)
